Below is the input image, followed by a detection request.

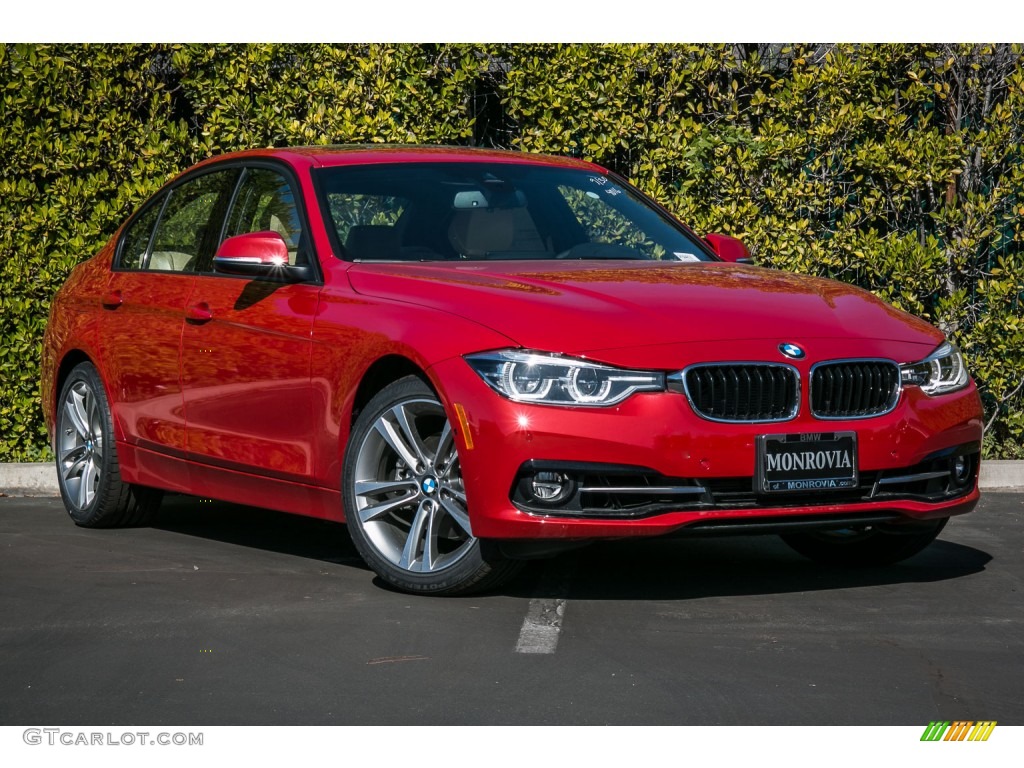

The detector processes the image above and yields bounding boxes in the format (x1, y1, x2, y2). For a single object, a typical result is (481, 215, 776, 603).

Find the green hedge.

(2, 44, 1022, 461)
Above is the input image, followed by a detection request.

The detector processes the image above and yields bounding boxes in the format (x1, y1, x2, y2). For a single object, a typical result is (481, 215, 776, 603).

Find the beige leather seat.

(448, 208, 546, 258)
(148, 250, 193, 271)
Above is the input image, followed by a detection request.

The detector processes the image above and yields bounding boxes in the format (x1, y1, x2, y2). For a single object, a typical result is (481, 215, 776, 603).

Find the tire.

(780, 518, 948, 567)
(55, 362, 162, 528)
(342, 375, 522, 595)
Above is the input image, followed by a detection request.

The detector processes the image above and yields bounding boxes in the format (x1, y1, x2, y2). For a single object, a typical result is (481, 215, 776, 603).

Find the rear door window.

(148, 169, 239, 272)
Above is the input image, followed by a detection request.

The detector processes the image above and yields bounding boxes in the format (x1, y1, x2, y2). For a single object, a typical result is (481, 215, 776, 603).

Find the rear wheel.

(342, 376, 521, 595)
(780, 518, 948, 567)
(55, 362, 162, 527)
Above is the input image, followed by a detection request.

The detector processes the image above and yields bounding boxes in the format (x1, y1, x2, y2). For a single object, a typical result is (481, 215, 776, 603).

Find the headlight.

(465, 350, 665, 407)
(900, 341, 969, 396)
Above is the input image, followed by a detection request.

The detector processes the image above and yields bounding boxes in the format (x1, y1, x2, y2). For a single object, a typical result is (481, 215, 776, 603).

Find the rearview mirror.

(705, 233, 754, 264)
(453, 188, 527, 210)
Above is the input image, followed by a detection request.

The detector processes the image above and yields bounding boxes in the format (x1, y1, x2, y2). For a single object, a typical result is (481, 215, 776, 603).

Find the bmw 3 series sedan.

(41, 146, 983, 594)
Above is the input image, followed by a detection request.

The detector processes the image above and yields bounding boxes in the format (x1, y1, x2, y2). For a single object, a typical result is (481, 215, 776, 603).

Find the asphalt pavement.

(0, 493, 1021, 725)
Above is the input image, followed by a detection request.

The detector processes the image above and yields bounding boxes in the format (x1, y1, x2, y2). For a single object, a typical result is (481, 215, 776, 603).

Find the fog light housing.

(951, 455, 972, 488)
(530, 471, 574, 505)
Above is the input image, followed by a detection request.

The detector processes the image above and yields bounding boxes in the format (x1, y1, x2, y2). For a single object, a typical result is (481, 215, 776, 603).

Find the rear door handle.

(186, 302, 213, 323)
(101, 290, 123, 309)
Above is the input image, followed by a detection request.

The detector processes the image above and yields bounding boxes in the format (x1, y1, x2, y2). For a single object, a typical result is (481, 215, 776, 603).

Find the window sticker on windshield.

(585, 191, 600, 199)
(673, 252, 701, 262)
(588, 175, 608, 186)
(604, 188, 621, 196)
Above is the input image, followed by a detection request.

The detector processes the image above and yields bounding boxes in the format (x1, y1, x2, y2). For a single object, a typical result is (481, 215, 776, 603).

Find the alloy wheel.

(58, 379, 103, 511)
(352, 397, 475, 574)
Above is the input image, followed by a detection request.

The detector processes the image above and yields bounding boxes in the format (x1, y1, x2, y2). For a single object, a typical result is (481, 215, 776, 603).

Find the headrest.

(448, 209, 517, 257)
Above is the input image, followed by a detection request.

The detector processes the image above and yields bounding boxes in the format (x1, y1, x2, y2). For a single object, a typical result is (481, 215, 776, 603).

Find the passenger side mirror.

(213, 231, 311, 281)
(705, 233, 754, 264)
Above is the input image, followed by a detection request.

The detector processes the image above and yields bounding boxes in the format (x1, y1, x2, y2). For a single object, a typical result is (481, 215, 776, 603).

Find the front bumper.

(427, 352, 984, 541)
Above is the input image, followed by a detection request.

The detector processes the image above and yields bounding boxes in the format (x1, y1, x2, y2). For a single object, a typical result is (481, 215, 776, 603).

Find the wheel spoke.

(375, 416, 421, 470)
(64, 395, 90, 440)
(358, 491, 418, 523)
(392, 404, 430, 469)
(439, 495, 472, 536)
(60, 443, 87, 464)
(422, 503, 439, 572)
(354, 479, 418, 497)
(61, 446, 88, 480)
(78, 457, 97, 507)
(73, 386, 92, 437)
(399, 501, 431, 570)
(438, 449, 459, 480)
(434, 420, 453, 467)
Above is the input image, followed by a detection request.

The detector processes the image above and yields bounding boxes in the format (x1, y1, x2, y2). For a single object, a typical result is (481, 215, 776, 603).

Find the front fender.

(310, 288, 516, 488)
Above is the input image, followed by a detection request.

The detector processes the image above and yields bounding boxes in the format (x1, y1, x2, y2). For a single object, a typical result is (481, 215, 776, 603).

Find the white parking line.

(515, 597, 566, 654)
(514, 557, 577, 654)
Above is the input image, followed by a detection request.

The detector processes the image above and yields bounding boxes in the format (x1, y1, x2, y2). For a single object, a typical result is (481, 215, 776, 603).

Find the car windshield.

(313, 162, 712, 262)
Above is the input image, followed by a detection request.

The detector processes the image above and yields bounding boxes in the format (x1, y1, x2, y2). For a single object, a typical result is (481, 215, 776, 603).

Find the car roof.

(189, 145, 608, 173)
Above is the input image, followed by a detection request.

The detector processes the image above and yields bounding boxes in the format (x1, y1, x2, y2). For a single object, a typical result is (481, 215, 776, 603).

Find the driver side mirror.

(213, 231, 312, 282)
(705, 233, 754, 264)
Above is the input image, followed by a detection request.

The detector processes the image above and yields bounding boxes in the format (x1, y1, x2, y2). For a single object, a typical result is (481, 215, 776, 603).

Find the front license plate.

(756, 432, 858, 493)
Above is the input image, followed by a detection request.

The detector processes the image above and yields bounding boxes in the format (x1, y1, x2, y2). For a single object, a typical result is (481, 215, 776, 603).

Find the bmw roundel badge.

(779, 343, 805, 360)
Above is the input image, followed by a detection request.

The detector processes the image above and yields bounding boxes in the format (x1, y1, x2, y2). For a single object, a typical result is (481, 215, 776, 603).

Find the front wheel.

(780, 518, 948, 567)
(342, 376, 521, 595)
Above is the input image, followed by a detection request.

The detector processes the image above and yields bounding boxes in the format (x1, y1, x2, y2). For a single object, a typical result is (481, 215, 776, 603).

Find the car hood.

(346, 261, 944, 358)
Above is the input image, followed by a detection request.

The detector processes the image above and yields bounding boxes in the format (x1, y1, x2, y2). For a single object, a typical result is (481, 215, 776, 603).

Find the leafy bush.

(1, 44, 1021, 461)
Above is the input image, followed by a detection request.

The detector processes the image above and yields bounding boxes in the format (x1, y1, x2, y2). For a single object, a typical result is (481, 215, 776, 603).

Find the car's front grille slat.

(684, 364, 797, 422)
(811, 360, 900, 419)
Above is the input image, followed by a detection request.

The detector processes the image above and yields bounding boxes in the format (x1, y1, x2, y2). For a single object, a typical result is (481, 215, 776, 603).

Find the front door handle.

(101, 290, 123, 309)
(186, 302, 213, 323)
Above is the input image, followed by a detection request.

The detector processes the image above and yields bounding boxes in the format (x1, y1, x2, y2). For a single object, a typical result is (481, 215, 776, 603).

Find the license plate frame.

(755, 432, 858, 494)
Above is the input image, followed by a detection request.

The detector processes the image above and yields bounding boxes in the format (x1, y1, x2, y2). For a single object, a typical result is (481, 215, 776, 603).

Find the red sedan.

(41, 147, 983, 594)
